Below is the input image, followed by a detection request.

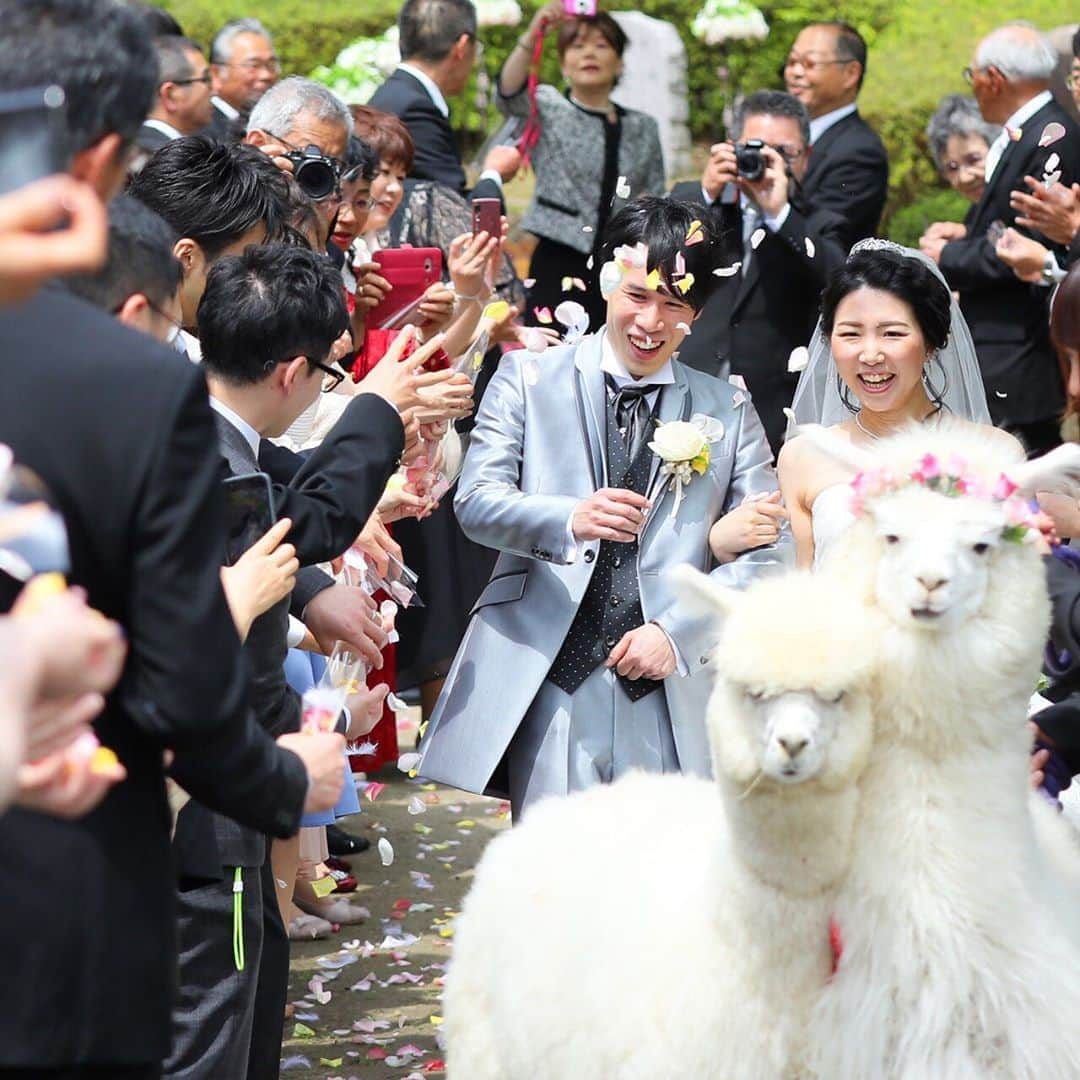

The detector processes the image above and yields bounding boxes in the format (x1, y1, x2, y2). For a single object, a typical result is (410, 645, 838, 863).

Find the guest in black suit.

(670, 91, 847, 456)
(203, 17, 279, 144)
(0, 3, 348, 1075)
(783, 21, 889, 250)
(921, 22, 1080, 453)
(134, 35, 214, 165)
(369, 0, 519, 202)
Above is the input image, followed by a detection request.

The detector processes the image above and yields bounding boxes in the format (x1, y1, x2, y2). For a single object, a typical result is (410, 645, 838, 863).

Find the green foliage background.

(162, 0, 1077, 236)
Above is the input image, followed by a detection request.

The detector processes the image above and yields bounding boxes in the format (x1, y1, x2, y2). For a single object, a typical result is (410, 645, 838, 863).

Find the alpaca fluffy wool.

(443, 572, 876, 1080)
(806, 424, 1080, 1079)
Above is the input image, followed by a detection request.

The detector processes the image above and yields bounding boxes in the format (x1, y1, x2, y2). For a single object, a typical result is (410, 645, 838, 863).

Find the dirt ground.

(281, 716, 507, 1079)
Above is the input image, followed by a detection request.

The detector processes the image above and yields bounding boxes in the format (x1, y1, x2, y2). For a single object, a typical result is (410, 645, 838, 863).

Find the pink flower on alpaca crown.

(918, 453, 941, 480)
(992, 474, 1019, 500)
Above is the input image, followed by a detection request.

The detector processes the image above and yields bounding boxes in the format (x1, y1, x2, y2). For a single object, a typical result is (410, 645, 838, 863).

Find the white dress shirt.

(208, 396, 261, 461)
(143, 117, 182, 140)
(808, 102, 857, 146)
(983, 90, 1053, 184)
(212, 95, 240, 121)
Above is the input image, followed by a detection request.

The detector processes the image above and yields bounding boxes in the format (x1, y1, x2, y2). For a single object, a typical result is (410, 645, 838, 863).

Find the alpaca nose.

(778, 735, 808, 759)
(917, 573, 947, 593)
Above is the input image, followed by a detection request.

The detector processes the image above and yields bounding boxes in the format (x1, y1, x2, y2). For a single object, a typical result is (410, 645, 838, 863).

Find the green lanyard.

(232, 867, 245, 972)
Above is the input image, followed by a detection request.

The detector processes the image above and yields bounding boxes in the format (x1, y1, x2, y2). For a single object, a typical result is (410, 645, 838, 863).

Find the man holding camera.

(671, 90, 847, 456)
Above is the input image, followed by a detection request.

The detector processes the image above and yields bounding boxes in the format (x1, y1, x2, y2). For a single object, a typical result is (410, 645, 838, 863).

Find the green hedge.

(162, 0, 1076, 236)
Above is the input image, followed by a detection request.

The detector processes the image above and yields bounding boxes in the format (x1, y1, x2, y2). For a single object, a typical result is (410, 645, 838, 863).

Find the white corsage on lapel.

(647, 413, 725, 520)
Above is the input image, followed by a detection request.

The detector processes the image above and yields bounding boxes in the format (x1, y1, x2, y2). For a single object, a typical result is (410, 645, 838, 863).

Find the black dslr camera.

(734, 139, 767, 182)
(283, 144, 341, 201)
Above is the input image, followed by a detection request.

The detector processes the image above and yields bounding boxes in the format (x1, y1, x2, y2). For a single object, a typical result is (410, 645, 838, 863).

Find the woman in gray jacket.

(498, 2, 666, 329)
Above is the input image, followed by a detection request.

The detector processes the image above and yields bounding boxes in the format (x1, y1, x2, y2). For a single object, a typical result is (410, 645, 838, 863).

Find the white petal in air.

(804, 237, 815, 258)
(787, 346, 810, 373)
(407, 796, 426, 815)
(714, 262, 741, 277)
(397, 752, 421, 772)
(378, 838, 395, 866)
(1044, 170, 1062, 190)
(1039, 122, 1066, 148)
(676, 321, 692, 335)
(750, 228, 766, 250)
(615, 175, 631, 200)
(1045, 152, 1061, 174)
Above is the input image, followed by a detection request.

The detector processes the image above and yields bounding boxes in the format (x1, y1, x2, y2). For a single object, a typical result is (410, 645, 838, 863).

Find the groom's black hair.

(599, 195, 726, 314)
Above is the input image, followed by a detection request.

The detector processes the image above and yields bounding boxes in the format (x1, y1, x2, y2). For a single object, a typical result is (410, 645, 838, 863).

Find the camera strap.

(516, 18, 551, 168)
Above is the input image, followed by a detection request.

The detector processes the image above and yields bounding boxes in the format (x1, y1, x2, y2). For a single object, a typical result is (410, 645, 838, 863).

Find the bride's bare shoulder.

(778, 423, 858, 472)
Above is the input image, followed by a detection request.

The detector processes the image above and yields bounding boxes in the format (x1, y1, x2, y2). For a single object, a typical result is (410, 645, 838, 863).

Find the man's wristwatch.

(1042, 250, 1065, 286)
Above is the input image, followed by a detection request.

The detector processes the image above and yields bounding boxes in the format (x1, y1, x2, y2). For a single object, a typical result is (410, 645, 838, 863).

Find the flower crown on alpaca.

(849, 453, 1043, 543)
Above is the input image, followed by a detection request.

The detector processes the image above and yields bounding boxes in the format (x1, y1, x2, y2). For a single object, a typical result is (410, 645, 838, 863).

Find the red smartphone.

(367, 246, 443, 330)
(471, 197, 502, 242)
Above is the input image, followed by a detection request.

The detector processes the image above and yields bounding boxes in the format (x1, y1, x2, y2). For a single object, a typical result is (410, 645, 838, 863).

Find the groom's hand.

(572, 488, 651, 543)
(606, 624, 676, 681)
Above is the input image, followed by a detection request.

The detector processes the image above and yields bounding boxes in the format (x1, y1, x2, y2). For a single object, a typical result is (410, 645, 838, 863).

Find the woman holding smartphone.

(497, 2, 666, 330)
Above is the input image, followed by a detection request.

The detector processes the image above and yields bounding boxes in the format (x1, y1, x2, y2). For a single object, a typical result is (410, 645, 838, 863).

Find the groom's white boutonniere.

(648, 414, 725, 519)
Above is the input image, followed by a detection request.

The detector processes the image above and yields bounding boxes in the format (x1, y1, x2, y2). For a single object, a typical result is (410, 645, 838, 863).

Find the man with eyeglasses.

(670, 90, 847, 455)
(921, 21, 1080, 455)
(204, 16, 280, 143)
(244, 76, 352, 249)
(782, 20, 888, 249)
(134, 35, 214, 164)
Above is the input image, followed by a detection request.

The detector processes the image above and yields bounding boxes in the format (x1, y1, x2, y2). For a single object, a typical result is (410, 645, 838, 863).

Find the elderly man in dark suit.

(369, 0, 519, 201)
(670, 91, 847, 456)
(202, 17, 279, 144)
(135, 35, 214, 162)
(783, 21, 889, 250)
(921, 21, 1080, 454)
(0, 2, 349, 1077)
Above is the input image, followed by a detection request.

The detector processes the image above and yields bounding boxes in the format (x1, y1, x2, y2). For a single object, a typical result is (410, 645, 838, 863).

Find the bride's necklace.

(854, 406, 942, 441)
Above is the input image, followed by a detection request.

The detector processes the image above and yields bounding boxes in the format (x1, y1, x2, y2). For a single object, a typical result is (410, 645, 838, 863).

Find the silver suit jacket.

(417, 332, 791, 794)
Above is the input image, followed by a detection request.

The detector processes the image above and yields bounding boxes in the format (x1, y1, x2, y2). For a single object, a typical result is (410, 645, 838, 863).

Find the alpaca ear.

(785, 417, 877, 475)
(668, 564, 737, 622)
(1006, 444, 1080, 497)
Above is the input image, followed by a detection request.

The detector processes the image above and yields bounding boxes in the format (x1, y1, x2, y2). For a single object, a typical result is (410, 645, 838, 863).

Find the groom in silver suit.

(419, 197, 791, 816)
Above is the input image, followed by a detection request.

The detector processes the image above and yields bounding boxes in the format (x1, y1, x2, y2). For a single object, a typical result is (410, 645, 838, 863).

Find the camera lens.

(294, 157, 338, 201)
(735, 141, 765, 182)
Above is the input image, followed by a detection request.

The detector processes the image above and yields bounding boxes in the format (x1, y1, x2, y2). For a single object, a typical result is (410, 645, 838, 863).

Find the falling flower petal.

(673, 251, 686, 277)
(674, 273, 695, 295)
(535, 306, 553, 324)
(613, 241, 648, 268)
(408, 796, 427, 815)
(365, 782, 387, 802)
(319, 1060, 343, 1069)
(398, 752, 421, 772)
(1006, 125, 1023, 142)
(560, 276, 573, 292)
(1044, 170, 1062, 190)
(281, 1056, 312, 1070)
(615, 175, 631, 199)
(645, 268, 661, 290)
(586, 254, 594, 269)
(523, 277, 536, 288)
(804, 237, 815, 258)
(554, 300, 587, 327)
(482, 300, 510, 322)
(582, 225, 593, 233)
(521, 327, 549, 352)
(788, 346, 810, 372)
(714, 262, 741, 277)
(685, 219, 704, 245)
(598, 260, 623, 298)
(676, 321, 692, 335)
(378, 837, 394, 866)
(1039, 122, 1066, 147)
(471, 351, 483, 372)
(750, 228, 766, 250)
(293, 1022, 316, 1039)
(387, 691, 410, 713)
(1045, 152, 1061, 174)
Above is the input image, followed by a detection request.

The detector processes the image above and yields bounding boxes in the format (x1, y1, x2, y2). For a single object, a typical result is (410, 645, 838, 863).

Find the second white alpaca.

(443, 571, 876, 1080)
(803, 423, 1080, 1079)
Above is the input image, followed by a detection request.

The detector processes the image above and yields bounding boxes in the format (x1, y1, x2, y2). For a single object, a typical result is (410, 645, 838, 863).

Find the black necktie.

(606, 374, 654, 459)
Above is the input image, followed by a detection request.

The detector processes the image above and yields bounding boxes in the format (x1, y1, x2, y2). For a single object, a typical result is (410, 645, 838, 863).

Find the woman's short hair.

(349, 106, 415, 173)
(556, 13, 628, 60)
(925, 94, 1000, 170)
(820, 249, 952, 352)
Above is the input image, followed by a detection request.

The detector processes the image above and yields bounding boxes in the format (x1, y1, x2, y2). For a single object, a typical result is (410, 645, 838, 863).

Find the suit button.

(605, 636, 616, 648)
(610, 596, 620, 607)
(584, 549, 595, 563)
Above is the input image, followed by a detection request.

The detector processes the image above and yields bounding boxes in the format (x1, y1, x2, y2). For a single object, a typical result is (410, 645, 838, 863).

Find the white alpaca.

(800, 422, 1080, 1079)
(444, 572, 877, 1080)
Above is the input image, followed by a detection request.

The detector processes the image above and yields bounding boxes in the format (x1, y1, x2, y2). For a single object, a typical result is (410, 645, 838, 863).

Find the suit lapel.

(572, 333, 608, 489)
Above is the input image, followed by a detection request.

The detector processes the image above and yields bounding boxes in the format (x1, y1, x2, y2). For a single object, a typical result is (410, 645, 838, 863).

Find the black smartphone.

(222, 471, 276, 565)
(0, 85, 71, 197)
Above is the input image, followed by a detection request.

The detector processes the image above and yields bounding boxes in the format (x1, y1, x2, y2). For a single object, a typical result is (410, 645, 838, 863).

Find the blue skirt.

(284, 649, 362, 826)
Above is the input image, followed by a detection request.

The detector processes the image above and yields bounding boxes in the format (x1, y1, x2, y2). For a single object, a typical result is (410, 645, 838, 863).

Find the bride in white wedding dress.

(774, 239, 1014, 567)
